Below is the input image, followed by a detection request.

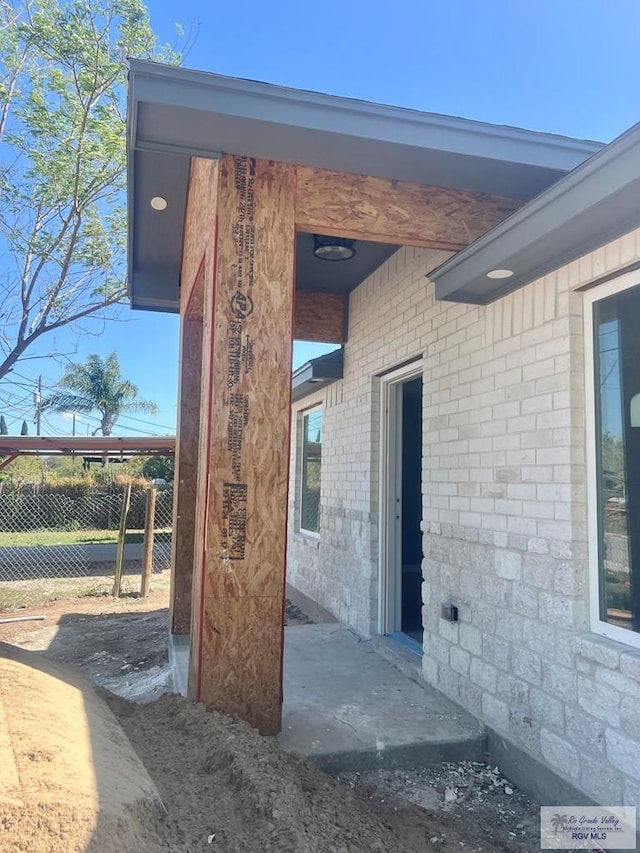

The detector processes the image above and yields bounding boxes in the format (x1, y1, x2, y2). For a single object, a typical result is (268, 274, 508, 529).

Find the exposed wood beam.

(187, 238, 219, 699)
(190, 155, 296, 735)
(170, 273, 205, 633)
(171, 160, 218, 637)
(294, 165, 522, 250)
(294, 291, 346, 343)
(180, 159, 219, 319)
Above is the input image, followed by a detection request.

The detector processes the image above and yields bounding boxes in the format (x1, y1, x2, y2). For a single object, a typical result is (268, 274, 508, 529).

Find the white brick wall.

(286, 229, 640, 806)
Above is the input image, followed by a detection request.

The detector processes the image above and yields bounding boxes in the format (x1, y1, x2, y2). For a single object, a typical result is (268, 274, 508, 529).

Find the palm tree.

(550, 814, 569, 834)
(42, 352, 158, 436)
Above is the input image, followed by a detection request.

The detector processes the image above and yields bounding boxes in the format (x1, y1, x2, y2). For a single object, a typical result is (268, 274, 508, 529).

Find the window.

(588, 275, 640, 645)
(300, 408, 322, 535)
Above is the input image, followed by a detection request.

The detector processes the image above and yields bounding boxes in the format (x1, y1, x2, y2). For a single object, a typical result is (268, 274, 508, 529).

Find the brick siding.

(287, 229, 640, 805)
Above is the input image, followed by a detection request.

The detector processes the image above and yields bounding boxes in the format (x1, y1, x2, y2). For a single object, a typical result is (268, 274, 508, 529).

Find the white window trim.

(584, 268, 640, 650)
(299, 404, 322, 539)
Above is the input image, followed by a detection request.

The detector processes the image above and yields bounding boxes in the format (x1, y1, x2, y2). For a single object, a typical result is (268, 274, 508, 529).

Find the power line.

(117, 411, 175, 431)
(8, 369, 57, 388)
(0, 390, 34, 408)
(64, 410, 171, 438)
(1, 395, 173, 435)
(3, 371, 175, 434)
(37, 413, 55, 430)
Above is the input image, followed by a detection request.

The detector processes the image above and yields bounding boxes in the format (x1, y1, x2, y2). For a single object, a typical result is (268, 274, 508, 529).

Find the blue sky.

(2, 0, 639, 436)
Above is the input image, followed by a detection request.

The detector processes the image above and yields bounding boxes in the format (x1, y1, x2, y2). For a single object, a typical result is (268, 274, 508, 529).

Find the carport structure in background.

(126, 60, 600, 735)
(0, 435, 176, 470)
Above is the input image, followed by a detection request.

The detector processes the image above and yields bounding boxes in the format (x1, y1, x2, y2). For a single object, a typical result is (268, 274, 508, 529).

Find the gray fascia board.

(291, 349, 344, 400)
(131, 295, 179, 313)
(292, 375, 339, 403)
(128, 60, 602, 170)
(126, 77, 136, 302)
(291, 356, 342, 388)
(126, 60, 605, 314)
(135, 138, 223, 160)
(292, 362, 314, 387)
(431, 122, 640, 302)
(441, 213, 639, 306)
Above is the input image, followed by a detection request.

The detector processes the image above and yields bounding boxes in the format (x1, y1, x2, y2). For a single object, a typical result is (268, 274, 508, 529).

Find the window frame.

(299, 404, 323, 538)
(585, 269, 640, 649)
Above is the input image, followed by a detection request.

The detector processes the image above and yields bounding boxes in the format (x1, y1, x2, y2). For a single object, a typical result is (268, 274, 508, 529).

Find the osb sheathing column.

(169, 276, 205, 634)
(189, 156, 296, 735)
(181, 158, 220, 315)
(294, 291, 346, 343)
(170, 158, 218, 636)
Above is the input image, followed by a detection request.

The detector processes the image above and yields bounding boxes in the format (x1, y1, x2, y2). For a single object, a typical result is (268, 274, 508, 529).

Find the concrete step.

(169, 624, 486, 773)
(279, 623, 486, 774)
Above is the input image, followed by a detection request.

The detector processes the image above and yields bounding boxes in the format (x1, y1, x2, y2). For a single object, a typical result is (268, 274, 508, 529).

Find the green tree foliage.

(0, 454, 41, 483)
(20, 419, 28, 434)
(42, 350, 158, 435)
(0, 415, 7, 434)
(0, 0, 179, 380)
(142, 454, 174, 482)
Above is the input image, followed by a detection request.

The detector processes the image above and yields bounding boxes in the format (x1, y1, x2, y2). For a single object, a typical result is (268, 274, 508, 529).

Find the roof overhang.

(292, 349, 344, 402)
(430, 122, 640, 303)
(127, 60, 602, 313)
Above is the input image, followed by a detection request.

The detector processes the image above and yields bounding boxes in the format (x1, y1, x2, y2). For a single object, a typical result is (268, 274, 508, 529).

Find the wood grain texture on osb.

(170, 310, 204, 635)
(200, 596, 284, 735)
(181, 158, 218, 318)
(204, 155, 295, 597)
(295, 164, 522, 250)
(181, 166, 219, 698)
(294, 291, 345, 343)
(195, 155, 295, 733)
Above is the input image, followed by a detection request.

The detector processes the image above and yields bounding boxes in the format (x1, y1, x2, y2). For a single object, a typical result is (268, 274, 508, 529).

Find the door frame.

(377, 359, 423, 635)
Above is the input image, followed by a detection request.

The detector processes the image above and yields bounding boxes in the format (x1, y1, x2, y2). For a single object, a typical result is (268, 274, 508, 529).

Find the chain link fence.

(150, 487, 173, 575)
(0, 485, 173, 612)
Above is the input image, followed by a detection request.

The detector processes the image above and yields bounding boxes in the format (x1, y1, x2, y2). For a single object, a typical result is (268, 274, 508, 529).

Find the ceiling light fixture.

(486, 268, 514, 279)
(313, 234, 356, 261)
(150, 196, 168, 211)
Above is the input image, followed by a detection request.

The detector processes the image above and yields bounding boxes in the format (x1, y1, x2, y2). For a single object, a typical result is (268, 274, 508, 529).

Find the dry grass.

(0, 567, 172, 612)
(0, 529, 171, 547)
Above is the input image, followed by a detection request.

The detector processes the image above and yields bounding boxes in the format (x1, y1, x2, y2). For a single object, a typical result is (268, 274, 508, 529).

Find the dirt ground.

(0, 556, 172, 611)
(0, 588, 552, 852)
(0, 642, 167, 853)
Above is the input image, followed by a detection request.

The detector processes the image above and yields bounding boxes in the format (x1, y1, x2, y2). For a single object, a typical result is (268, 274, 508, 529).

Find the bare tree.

(0, 0, 179, 380)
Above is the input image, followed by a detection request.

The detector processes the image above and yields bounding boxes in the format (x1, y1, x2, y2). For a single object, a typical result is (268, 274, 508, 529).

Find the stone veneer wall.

(286, 229, 640, 805)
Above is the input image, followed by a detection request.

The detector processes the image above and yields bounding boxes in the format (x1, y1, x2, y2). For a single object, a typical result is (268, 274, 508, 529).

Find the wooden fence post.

(140, 486, 157, 598)
(112, 483, 132, 597)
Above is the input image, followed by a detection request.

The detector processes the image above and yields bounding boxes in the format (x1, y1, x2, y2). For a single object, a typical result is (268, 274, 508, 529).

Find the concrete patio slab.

(170, 623, 486, 773)
(278, 623, 486, 773)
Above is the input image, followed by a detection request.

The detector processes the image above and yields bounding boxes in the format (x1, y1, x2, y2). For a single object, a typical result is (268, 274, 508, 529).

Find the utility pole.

(34, 375, 42, 436)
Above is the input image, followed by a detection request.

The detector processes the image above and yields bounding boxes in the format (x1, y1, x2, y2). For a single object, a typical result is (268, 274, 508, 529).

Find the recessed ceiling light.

(313, 234, 356, 261)
(486, 268, 514, 279)
(150, 196, 168, 211)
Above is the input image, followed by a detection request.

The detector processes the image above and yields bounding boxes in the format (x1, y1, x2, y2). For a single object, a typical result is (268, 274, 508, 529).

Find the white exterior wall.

(286, 229, 640, 806)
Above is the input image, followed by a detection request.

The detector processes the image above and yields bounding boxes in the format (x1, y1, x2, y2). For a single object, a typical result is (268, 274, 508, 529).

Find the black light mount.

(312, 234, 356, 261)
